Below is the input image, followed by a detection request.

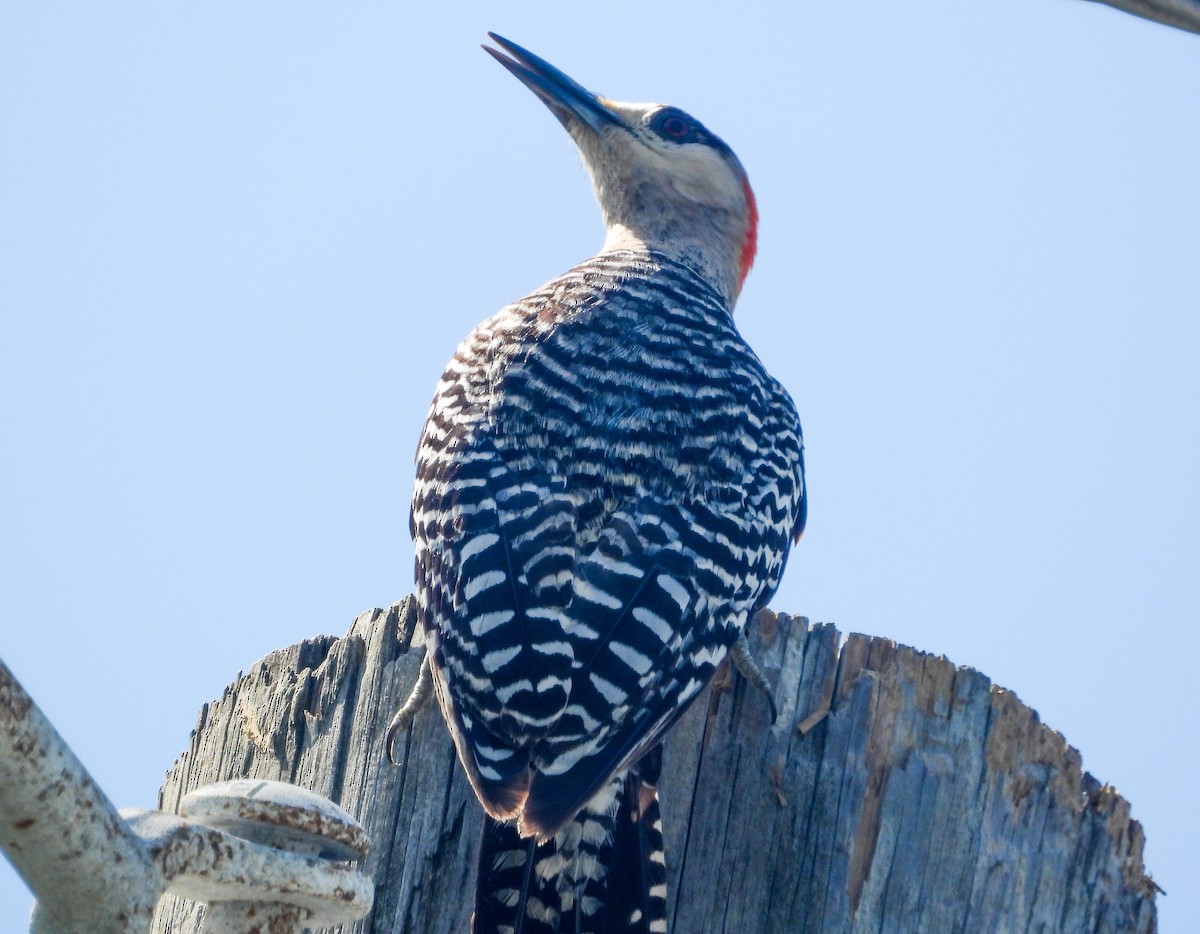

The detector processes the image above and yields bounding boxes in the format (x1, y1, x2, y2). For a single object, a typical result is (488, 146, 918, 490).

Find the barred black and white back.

(411, 251, 805, 931)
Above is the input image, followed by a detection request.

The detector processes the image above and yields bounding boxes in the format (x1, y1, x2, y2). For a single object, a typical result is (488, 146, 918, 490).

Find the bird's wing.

(416, 428, 581, 820)
(419, 429, 798, 834)
(517, 484, 792, 835)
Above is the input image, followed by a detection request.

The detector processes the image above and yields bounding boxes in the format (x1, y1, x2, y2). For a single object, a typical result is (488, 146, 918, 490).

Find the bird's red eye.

(650, 108, 697, 143)
(661, 116, 689, 138)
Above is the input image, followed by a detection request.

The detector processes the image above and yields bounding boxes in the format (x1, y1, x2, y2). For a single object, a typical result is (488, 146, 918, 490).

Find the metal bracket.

(0, 659, 373, 933)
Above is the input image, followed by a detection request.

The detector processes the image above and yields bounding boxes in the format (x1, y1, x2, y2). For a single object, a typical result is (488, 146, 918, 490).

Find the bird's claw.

(730, 632, 778, 724)
(386, 654, 434, 764)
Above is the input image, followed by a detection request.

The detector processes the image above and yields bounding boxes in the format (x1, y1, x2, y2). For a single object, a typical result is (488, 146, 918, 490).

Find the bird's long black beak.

(1093, 0, 1200, 35)
(484, 33, 623, 134)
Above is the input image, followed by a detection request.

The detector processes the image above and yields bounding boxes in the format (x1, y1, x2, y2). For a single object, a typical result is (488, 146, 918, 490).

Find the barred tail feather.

(473, 818, 542, 934)
(472, 764, 667, 934)
(604, 748, 668, 933)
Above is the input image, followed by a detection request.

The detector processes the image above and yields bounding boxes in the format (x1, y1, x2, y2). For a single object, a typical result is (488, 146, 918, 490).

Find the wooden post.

(149, 599, 1157, 933)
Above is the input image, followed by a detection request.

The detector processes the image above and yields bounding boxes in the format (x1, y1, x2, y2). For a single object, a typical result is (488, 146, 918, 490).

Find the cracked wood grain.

(149, 601, 1157, 933)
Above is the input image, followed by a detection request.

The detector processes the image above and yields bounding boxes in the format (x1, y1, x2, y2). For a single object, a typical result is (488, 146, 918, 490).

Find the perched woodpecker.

(397, 33, 806, 933)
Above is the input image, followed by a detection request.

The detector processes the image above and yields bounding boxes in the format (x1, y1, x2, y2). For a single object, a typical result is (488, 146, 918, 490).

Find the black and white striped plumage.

(405, 35, 806, 934)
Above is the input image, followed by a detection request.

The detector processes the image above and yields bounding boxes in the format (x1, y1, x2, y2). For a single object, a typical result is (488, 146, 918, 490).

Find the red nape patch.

(738, 179, 759, 288)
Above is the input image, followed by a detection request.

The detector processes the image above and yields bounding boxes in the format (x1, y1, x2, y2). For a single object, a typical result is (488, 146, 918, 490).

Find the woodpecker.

(394, 33, 806, 933)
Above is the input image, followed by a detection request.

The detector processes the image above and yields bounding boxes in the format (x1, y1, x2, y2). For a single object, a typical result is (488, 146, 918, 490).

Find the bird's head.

(485, 33, 758, 309)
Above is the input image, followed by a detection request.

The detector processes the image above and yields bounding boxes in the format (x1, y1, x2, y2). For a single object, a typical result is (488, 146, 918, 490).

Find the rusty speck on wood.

(770, 757, 788, 807)
(797, 705, 830, 736)
(755, 608, 778, 647)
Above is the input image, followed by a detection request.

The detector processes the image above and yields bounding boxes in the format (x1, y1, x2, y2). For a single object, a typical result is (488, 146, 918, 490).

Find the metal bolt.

(122, 783, 373, 933)
(180, 779, 370, 860)
(179, 779, 372, 932)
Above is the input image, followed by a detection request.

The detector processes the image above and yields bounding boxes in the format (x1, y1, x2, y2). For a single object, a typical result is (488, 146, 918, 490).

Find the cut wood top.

(151, 600, 1157, 934)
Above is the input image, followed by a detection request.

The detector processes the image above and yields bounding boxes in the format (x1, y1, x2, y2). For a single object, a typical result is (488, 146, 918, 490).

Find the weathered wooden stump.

(149, 599, 1156, 933)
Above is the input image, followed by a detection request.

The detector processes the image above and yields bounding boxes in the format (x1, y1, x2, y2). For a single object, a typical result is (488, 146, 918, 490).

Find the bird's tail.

(472, 749, 667, 934)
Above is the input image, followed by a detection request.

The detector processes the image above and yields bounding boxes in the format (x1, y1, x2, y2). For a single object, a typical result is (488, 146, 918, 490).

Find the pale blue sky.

(2, 3, 1197, 928)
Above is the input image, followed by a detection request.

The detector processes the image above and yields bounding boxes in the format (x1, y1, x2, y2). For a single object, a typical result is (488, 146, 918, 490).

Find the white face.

(486, 35, 755, 305)
(581, 100, 749, 214)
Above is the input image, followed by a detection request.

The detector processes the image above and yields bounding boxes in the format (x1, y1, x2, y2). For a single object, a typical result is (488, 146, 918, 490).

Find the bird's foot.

(730, 631, 778, 724)
(385, 654, 434, 764)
